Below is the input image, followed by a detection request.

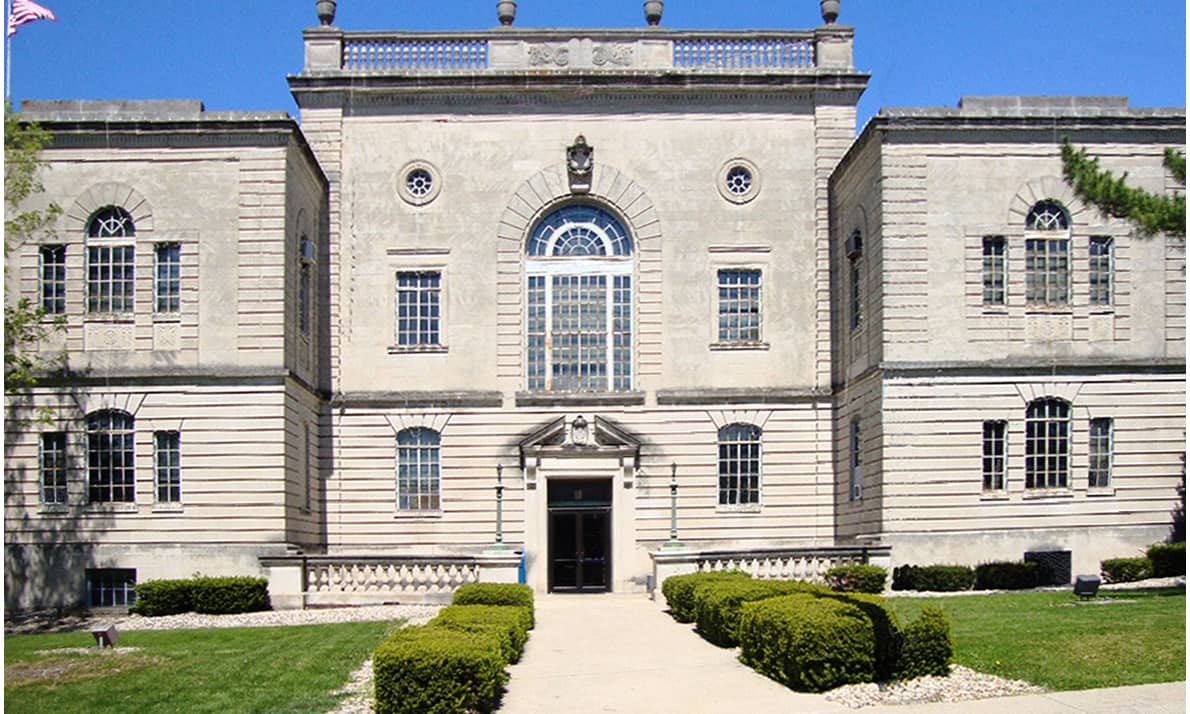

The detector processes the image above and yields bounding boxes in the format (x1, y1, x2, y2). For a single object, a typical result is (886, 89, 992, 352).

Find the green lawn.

(888, 587, 1186, 691)
(5, 620, 403, 714)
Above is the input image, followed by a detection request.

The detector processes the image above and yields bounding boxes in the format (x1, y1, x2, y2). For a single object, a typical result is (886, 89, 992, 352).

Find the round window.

(397, 161, 442, 206)
(717, 158, 761, 204)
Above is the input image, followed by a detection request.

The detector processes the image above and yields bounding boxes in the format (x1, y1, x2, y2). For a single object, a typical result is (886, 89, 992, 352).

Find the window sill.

(152, 314, 181, 323)
(152, 503, 184, 513)
(38, 503, 70, 515)
(1087, 487, 1116, 497)
(1024, 307, 1072, 315)
(394, 510, 443, 519)
(1088, 309, 1115, 316)
(1021, 489, 1075, 500)
(84, 315, 135, 324)
(980, 491, 1010, 501)
(709, 341, 769, 351)
(516, 391, 645, 407)
(980, 307, 1008, 315)
(85, 502, 140, 513)
(388, 344, 449, 355)
(716, 504, 762, 514)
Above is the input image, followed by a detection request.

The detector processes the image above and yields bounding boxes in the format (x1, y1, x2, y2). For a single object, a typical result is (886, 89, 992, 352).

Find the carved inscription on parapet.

(528, 44, 569, 67)
(593, 43, 633, 67)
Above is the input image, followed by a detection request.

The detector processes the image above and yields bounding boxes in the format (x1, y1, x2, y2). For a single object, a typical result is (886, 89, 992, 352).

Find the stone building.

(4, 2, 1184, 610)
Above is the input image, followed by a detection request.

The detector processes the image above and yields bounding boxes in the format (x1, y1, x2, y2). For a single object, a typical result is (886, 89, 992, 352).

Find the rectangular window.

(86, 568, 136, 607)
(982, 236, 1006, 306)
(86, 245, 135, 313)
(1025, 237, 1069, 306)
(527, 275, 547, 391)
(1089, 236, 1113, 307)
(303, 422, 313, 512)
(982, 420, 1007, 492)
(299, 238, 314, 336)
(717, 424, 761, 506)
(849, 420, 862, 501)
(1089, 418, 1113, 489)
(40, 432, 68, 505)
(612, 275, 632, 391)
(395, 271, 441, 346)
(153, 243, 181, 313)
(397, 429, 441, 512)
(39, 245, 67, 315)
(849, 260, 862, 330)
(154, 431, 181, 503)
(717, 269, 762, 343)
(551, 274, 608, 392)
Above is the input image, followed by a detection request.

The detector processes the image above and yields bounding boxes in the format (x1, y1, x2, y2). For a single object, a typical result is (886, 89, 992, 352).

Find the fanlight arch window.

(397, 427, 441, 511)
(1025, 397, 1070, 489)
(85, 206, 137, 314)
(1024, 200, 1071, 306)
(525, 204, 634, 392)
(86, 409, 135, 503)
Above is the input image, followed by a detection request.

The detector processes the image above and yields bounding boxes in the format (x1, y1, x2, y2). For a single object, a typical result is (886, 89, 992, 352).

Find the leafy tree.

(1061, 138, 1185, 238)
(5, 103, 64, 389)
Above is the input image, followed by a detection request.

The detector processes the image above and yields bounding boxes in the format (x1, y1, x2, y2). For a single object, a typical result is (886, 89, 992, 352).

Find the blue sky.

(6, 0, 1185, 132)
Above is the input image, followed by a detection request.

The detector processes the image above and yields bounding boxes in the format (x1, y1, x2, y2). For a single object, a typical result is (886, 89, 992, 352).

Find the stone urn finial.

(316, 0, 337, 26)
(497, 0, 517, 26)
(644, 0, 663, 26)
(820, 0, 840, 24)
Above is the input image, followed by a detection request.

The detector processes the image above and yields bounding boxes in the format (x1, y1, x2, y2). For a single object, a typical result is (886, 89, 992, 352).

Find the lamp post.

(662, 461, 684, 549)
(493, 463, 507, 549)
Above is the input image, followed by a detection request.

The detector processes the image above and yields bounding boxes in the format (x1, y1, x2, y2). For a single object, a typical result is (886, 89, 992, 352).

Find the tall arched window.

(1024, 200, 1071, 307)
(397, 427, 440, 511)
(86, 409, 135, 503)
(1025, 398, 1070, 489)
(525, 204, 633, 392)
(86, 206, 137, 314)
(718, 423, 761, 506)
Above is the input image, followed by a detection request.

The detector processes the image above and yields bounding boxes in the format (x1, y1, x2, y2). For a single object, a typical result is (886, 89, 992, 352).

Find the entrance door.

(547, 480, 611, 592)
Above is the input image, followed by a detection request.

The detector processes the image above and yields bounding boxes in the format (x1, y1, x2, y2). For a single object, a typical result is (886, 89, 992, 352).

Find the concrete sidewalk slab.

(497, 593, 1185, 714)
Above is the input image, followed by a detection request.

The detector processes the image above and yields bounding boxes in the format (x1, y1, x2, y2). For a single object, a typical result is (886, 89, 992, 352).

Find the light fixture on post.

(662, 461, 684, 549)
(492, 463, 510, 550)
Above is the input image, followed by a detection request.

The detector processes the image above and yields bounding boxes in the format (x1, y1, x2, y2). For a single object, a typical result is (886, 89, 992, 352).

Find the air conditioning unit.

(845, 232, 863, 259)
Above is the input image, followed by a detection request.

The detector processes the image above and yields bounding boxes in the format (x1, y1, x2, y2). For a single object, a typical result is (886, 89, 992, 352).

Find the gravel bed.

(824, 665, 1046, 708)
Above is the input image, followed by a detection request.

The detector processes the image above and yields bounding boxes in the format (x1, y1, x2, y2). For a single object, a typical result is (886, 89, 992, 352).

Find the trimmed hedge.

(660, 569, 751, 623)
(693, 578, 825, 647)
(820, 591, 901, 681)
(131, 578, 193, 616)
(891, 565, 975, 592)
(452, 583, 535, 628)
(1101, 557, 1154, 584)
(896, 606, 952, 679)
(190, 576, 271, 614)
(429, 604, 533, 663)
(973, 561, 1039, 591)
(825, 564, 887, 594)
(1147, 542, 1186, 577)
(374, 625, 507, 714)
(739, 594, 876, 693)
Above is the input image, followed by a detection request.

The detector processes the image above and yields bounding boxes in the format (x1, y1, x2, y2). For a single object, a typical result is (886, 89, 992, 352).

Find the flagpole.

(5, 0, 12, 102)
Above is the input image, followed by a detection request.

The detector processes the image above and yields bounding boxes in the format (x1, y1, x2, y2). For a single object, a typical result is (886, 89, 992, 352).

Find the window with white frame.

(299, 235, 315, 336)
(40, 432, 68, 505)
(154, 431, 181, 503)
(982, 420, 1007, 492)
(982, 236, 1006, 306)
(85, 206, 136, 314)
(1024, 200, 1071, 307)
(395, 271, 441, 346)
(1088, 417, 1113, 489)
(86, 568, 136, 607)
(1089, 236, 1113, 307)
(86, 409, 135, 503)
(525, 204, 633, 392)
(40, 245, 66, 315)
(397, 427, 440, 511)
(718, 423, 761, 507)
(849, 419, 862, 501)
(154, 242, 181, 314)
(717, 269, 762, 343)
(1025, 398, 1070, 489)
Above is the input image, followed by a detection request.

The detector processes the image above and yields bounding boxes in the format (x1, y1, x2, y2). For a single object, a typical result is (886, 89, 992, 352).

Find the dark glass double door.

(548, 480, 611, 592)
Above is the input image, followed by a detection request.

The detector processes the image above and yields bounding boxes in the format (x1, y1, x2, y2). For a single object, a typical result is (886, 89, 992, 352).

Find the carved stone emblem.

(570, 415, 590, 446)
(566, 135, 594, 194)
(528, 44, 569, 67)
(593, 43, 633, 67)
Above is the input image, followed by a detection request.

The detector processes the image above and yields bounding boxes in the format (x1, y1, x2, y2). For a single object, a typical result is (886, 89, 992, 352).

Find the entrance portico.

(519, 415, 642, 594)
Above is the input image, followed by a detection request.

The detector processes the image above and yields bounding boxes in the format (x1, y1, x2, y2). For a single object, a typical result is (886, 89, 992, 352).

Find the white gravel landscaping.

(824, 665, 1046, 709)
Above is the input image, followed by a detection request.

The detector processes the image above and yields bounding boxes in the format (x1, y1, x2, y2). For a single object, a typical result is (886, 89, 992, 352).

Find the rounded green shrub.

(825, 564, 888, 594)
(660, 570, 751, 623)
(1100, 556, 1154, 583)
(973, 561, 1039, 590)
(891, 565, 975, 592)
(739, 594, 876, 692)
(429, 604, 533, 663)
(190, 576, 270, 614)
(693, 578, 826, 647)
(373, 625, 507, 714)
(131, 579, 194, 617)
(819, 591, 901, 681)
(1146, 542, 1186, 577)
(452, 583, 534, 628)
(896, 606, 953, 679)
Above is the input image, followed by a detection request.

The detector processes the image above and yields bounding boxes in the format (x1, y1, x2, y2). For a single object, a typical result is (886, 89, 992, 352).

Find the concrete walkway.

(497, 593, 1185, 714)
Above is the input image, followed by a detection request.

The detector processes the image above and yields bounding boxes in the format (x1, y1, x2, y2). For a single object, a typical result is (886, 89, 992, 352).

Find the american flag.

(7, 0, 57, 37)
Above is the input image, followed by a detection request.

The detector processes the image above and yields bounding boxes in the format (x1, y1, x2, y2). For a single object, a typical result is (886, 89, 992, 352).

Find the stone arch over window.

(66, 182, 153, 235)
(496, 163, 661, 389)
(1005, 176, 1087, 228)
(1025, 397, 1071, 490)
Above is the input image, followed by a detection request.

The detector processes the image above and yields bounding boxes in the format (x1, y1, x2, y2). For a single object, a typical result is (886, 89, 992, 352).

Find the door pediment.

(517, 414, 643, 466)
